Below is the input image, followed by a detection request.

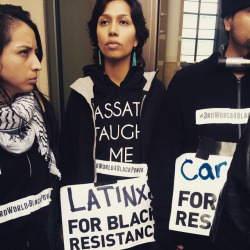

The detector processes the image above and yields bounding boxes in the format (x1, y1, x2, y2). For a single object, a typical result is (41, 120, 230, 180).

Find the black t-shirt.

(92, 72, 146, 182)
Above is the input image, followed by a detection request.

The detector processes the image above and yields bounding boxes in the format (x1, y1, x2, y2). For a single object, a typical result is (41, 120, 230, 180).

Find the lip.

(28, 77, 37, 84)
(106, 41, 120, 49)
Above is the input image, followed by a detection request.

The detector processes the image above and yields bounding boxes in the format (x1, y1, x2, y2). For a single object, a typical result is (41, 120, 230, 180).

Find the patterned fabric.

(0, 92, 61, 178)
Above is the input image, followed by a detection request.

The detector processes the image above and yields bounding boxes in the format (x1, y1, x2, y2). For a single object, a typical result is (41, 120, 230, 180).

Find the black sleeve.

(149, 74, 186, 249)
(59, 90, 95, 187)
(211, 117, 250, 249)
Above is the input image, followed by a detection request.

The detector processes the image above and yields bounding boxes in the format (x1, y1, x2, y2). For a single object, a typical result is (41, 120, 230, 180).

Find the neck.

(225, 42, 249, 78)
(0, 89, 13, 104)
(104, 57, 131, 86)
(225, 40, 249, 58)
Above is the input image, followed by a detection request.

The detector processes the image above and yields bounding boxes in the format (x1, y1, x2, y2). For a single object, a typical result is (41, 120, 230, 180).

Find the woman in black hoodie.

(60, 1, 168, 249)
(0, 4, 61, 250)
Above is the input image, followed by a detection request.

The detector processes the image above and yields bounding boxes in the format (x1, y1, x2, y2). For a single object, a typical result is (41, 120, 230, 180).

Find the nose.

(31, 54, 42, 72)
(109, 21, 118, 36)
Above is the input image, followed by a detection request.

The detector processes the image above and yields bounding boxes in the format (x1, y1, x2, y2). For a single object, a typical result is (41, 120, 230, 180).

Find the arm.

(59, 90, 95, 187)
(148, 74, 186, 249)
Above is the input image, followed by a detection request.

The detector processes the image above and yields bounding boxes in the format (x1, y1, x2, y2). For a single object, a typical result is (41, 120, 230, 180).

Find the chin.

(19, 87, 35, 94)
(106, 55, 131, 63)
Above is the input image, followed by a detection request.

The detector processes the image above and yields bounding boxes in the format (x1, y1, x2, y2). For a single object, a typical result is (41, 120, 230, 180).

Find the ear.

(224, 15, 233, 32)
(134, 36, 138, 47)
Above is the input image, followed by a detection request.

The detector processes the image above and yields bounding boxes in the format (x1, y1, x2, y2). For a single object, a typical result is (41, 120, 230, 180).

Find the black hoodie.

(157, 52, 250, 249)
(59, 63, 170, 220)
(60, 65, 168, 185)
(85, 65, 149, 182)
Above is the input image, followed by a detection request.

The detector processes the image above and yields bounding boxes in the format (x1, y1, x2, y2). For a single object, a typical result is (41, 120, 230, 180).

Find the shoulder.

(70, 77, 94, 103)
(150, 77, 166, 95)
(145, 76, 166, 105)
(66, 88, 89, 109)
(169, 52, 220, 90)
(70, 77, 94, 92)
(143, 71, 166, 92)
(180, 52, 218, 74)
(152, 77, 166, 89)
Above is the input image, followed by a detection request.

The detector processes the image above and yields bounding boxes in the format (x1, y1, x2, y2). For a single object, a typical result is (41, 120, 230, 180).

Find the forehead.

(8, 21, 36, 47)
(242, 6, 250, 12)
(235, 6, 250, 16)
(102, 0, 132, 16)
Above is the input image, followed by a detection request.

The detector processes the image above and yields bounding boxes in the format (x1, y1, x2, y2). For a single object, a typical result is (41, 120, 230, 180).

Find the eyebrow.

(16, 45, 36, 50)
(100, 14, 131, 18)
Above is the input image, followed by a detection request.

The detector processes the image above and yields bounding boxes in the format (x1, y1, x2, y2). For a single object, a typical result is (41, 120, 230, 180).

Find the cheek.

(97, 29, 105, 46)
(127, 35, 138, 48)
(0, 59, 3, 73)
(127, 30, 137, 46)
(0, 64, 19, 84)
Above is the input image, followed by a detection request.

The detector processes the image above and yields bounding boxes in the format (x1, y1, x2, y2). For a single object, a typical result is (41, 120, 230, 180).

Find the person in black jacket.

(210, 118, 250, 250)
(59, 0, 168, 249)
(0, 4, 61, 250)
(155, 0, 250, 249)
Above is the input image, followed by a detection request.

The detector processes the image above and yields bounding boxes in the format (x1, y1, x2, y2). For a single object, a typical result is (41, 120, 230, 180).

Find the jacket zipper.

(140, 94, 147, 117)
(26, 154, 32, 178)
(237, 77, 242, 139)
(90, 104, 97, 183)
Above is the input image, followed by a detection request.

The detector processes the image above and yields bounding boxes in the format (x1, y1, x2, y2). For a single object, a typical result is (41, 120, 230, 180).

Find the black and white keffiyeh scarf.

(0, 92, 61, 178)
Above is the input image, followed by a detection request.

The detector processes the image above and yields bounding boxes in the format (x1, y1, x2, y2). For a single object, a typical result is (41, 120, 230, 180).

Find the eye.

(100, 19, 109, 25)
(120, 20, 129, 25)
(19, 50, 29, 55)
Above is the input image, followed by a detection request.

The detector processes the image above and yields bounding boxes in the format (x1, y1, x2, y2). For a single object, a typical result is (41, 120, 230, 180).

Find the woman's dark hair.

(0, 4, 43, 104)
(88, 0, 149, 68)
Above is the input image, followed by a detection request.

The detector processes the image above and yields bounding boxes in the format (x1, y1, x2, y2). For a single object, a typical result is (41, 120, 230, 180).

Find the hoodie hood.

(83, 64, 146, 96)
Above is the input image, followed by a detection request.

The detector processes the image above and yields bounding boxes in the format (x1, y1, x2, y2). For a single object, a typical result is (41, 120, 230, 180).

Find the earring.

(132, 50, 137, 67)
(98, 49, 102, 66)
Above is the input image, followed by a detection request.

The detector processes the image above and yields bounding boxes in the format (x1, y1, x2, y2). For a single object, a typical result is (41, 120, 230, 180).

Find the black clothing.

(92, 67, 145, 181)
(0, 93, 59, 250)
(60, 65, 168, 250)
(210, 117, 250, 249)
(60, 65, 167, 186)
(156, 52, 250, 249)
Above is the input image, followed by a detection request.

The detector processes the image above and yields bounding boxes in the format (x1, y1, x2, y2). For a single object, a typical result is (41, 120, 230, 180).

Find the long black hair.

(88, 0, 149, 68)
(0, 4, 43, 104)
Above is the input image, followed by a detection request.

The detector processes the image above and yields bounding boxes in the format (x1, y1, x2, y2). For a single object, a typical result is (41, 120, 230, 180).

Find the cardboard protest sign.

(169, 153, 232, 236)
(60, 176, 154, 249)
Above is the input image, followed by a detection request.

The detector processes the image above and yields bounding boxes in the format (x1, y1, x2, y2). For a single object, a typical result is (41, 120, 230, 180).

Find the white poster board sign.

(169, 153, 232, 236)
(61, 176, 155, 249)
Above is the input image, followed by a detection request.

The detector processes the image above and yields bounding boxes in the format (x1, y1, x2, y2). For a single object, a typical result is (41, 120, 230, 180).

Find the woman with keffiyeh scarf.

(0, 4, 60, 250)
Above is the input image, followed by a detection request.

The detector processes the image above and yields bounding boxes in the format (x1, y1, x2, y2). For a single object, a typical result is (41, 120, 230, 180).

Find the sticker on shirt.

(60, 176, 155, 250)
(169, 153, 232, 236)
(0, 188, 52, 223)
(95, 159, 148, 178)
(196, 108, 250, 125)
